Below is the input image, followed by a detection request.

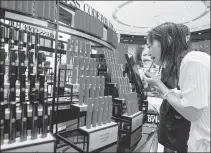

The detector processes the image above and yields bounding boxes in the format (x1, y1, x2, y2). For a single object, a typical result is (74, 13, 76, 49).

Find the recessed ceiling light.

(187, 6, 191, 9)
(182, 18, 185, 20)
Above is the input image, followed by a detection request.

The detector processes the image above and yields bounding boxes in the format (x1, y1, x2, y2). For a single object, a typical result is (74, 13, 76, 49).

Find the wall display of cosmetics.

(0, 1, 56, 22)
(86, 96, 113, 129)
(0, 25, 51, 145)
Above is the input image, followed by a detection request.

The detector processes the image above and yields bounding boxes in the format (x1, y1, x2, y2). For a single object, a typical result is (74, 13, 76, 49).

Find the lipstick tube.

(100, 76, 105, 96)
(9, 102, 16, 143)
(71, 56, 79, 84)
(18, 30, 24, 50)
(78, 76, 85, 105)
(0, 27, 6, 75)
(107, 96, 112, 123)
(20, 102, 28, 141)
(95, 76, 100, 97)
(86, 98, 93, 129)
(84, 76, 91, 105)
(37, 52, 43, 80)
(28, 51, 34, 78)
(0, 103, 5, 144)
(20, 74, 26, 106)
(39, 74, 45, 104)
(92, 97, 99, 127)
(9, 74, 16, 104)
(31, 100, 38, 140)
(97, 97, 104, 126)
(18, 49, 26, 77)
(29, 73, 36, 96)
(35, 32, 40, 58)
(90, 76, 96, 99)
(41, 101, 48, 138)
(26, 31, 32, 57)
(102, 96, 108, 124)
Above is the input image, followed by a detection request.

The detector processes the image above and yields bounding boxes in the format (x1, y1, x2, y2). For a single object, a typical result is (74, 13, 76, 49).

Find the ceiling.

(85, 1, 210, 35)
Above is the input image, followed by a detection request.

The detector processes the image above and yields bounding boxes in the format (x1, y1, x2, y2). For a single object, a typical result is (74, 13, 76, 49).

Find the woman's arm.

(144, 61, 209, 122)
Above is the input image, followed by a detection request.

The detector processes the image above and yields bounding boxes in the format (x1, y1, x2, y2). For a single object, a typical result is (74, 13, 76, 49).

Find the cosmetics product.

(41, 101, 48, 138)
(125, 93, 132, 116)
(18, 49, 26, 77)
(31, 99, 38, 140)
(97, 97, 104, 126)
(26, 31, 32, 57)
(39, 74, 45, 104)
(100, 76, 105, 96)
(84, 76, 91, 105)
(9, 27, 15, 49)
(71, 56, 79, 84)
(28, 50, 34, 79)
(20, 74, 26, 106)
(37, 52, 44, 80)
(35, 32, 40, 58)
(0, 27, 6, 75)
(78, 57, 85, 77)
(78, 76, 85, 105)
(29, 73, 36, 96)
(9, 74, 16, 104)
(95, 76, 100, 97)
(102, 96, 108, 124)
(90, 76, 96, 99)
(9, 102, 16, 143)
(0, 103, 5, 144)
(86, 98, 93, 129)
(92, 97, 99, 127)
(107, 96, 113, 123)
(20, 102, 28, 141)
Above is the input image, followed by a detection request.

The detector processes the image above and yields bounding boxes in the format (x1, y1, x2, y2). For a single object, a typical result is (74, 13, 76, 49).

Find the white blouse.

(178, 51, 210, 152)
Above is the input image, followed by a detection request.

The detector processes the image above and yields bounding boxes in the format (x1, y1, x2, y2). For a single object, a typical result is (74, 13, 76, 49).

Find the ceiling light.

(182, 18, 185, 20)
(187, 6, 191, 9)
(198, 33, 202, 35)
(189, 20, 193, 23)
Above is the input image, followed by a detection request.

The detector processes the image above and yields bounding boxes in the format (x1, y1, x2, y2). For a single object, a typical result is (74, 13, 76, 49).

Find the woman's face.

(147, 39, 162, 66)
(141, 46, 152, 67)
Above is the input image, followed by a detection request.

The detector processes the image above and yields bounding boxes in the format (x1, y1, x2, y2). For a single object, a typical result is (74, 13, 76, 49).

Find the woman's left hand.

(143, 71, 161, 86)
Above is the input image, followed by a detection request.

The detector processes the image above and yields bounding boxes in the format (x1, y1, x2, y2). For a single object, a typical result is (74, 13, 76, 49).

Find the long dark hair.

(147, 22, 190, 80)
(134, 45, 145, 67)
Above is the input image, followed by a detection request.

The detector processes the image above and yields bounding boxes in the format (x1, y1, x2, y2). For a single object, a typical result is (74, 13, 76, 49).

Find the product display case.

(0, 1, 158, 152)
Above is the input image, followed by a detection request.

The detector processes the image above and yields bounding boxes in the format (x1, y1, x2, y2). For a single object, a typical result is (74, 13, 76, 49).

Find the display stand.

(57, 122, 118, 153)
(112, 98, 126, 117)
(1, 133, 56, 152)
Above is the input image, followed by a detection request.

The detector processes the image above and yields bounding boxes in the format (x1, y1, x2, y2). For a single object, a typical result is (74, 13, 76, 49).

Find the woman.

(144, 22, 210, 152)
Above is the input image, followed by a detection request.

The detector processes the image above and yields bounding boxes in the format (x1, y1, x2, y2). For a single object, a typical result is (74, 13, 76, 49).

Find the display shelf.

(1, 133, 56, 152)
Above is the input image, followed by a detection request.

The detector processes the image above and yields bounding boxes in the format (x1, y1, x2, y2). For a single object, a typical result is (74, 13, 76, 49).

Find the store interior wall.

(191, 40, 210, 55)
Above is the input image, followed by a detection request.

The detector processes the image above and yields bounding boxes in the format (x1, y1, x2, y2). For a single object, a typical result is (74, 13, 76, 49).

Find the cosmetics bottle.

(107, 96, 113, 123)
(102, 96, 108, 124)
(90, 76, 96, 99)
(92, 97, 99, 127)
(84, 76, 91, 105)
(26, 31, 32, 58)
(0, 27, 6, 75)
(96, 97, 103, 126)
(35, 32, 40, 59)
(29, 73, 36, 96)
(20, 74, 26, 107)
(100, 76, 105, 96)
(95, 76, 100, 97)
(20, 102, 28, 141)
(71, 56, 79, 84)
(39, 74, 45, 104)
(9, 74, 16, 105)
(78, 76, 85, 105)
(0, 103, 5, 144)
(37, 52, 44, 80)
(31, 96, 38, 140)
(9, 102, 16, 143)
(41, 101, 48, 138)
(86, 98, 93, 129)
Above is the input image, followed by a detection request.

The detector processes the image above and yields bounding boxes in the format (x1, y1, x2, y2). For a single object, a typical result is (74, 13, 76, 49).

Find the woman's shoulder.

(182, 51, 210, 67)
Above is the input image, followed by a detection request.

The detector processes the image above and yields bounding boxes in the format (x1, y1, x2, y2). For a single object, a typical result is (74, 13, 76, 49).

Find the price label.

(146, 113, 159, 124)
